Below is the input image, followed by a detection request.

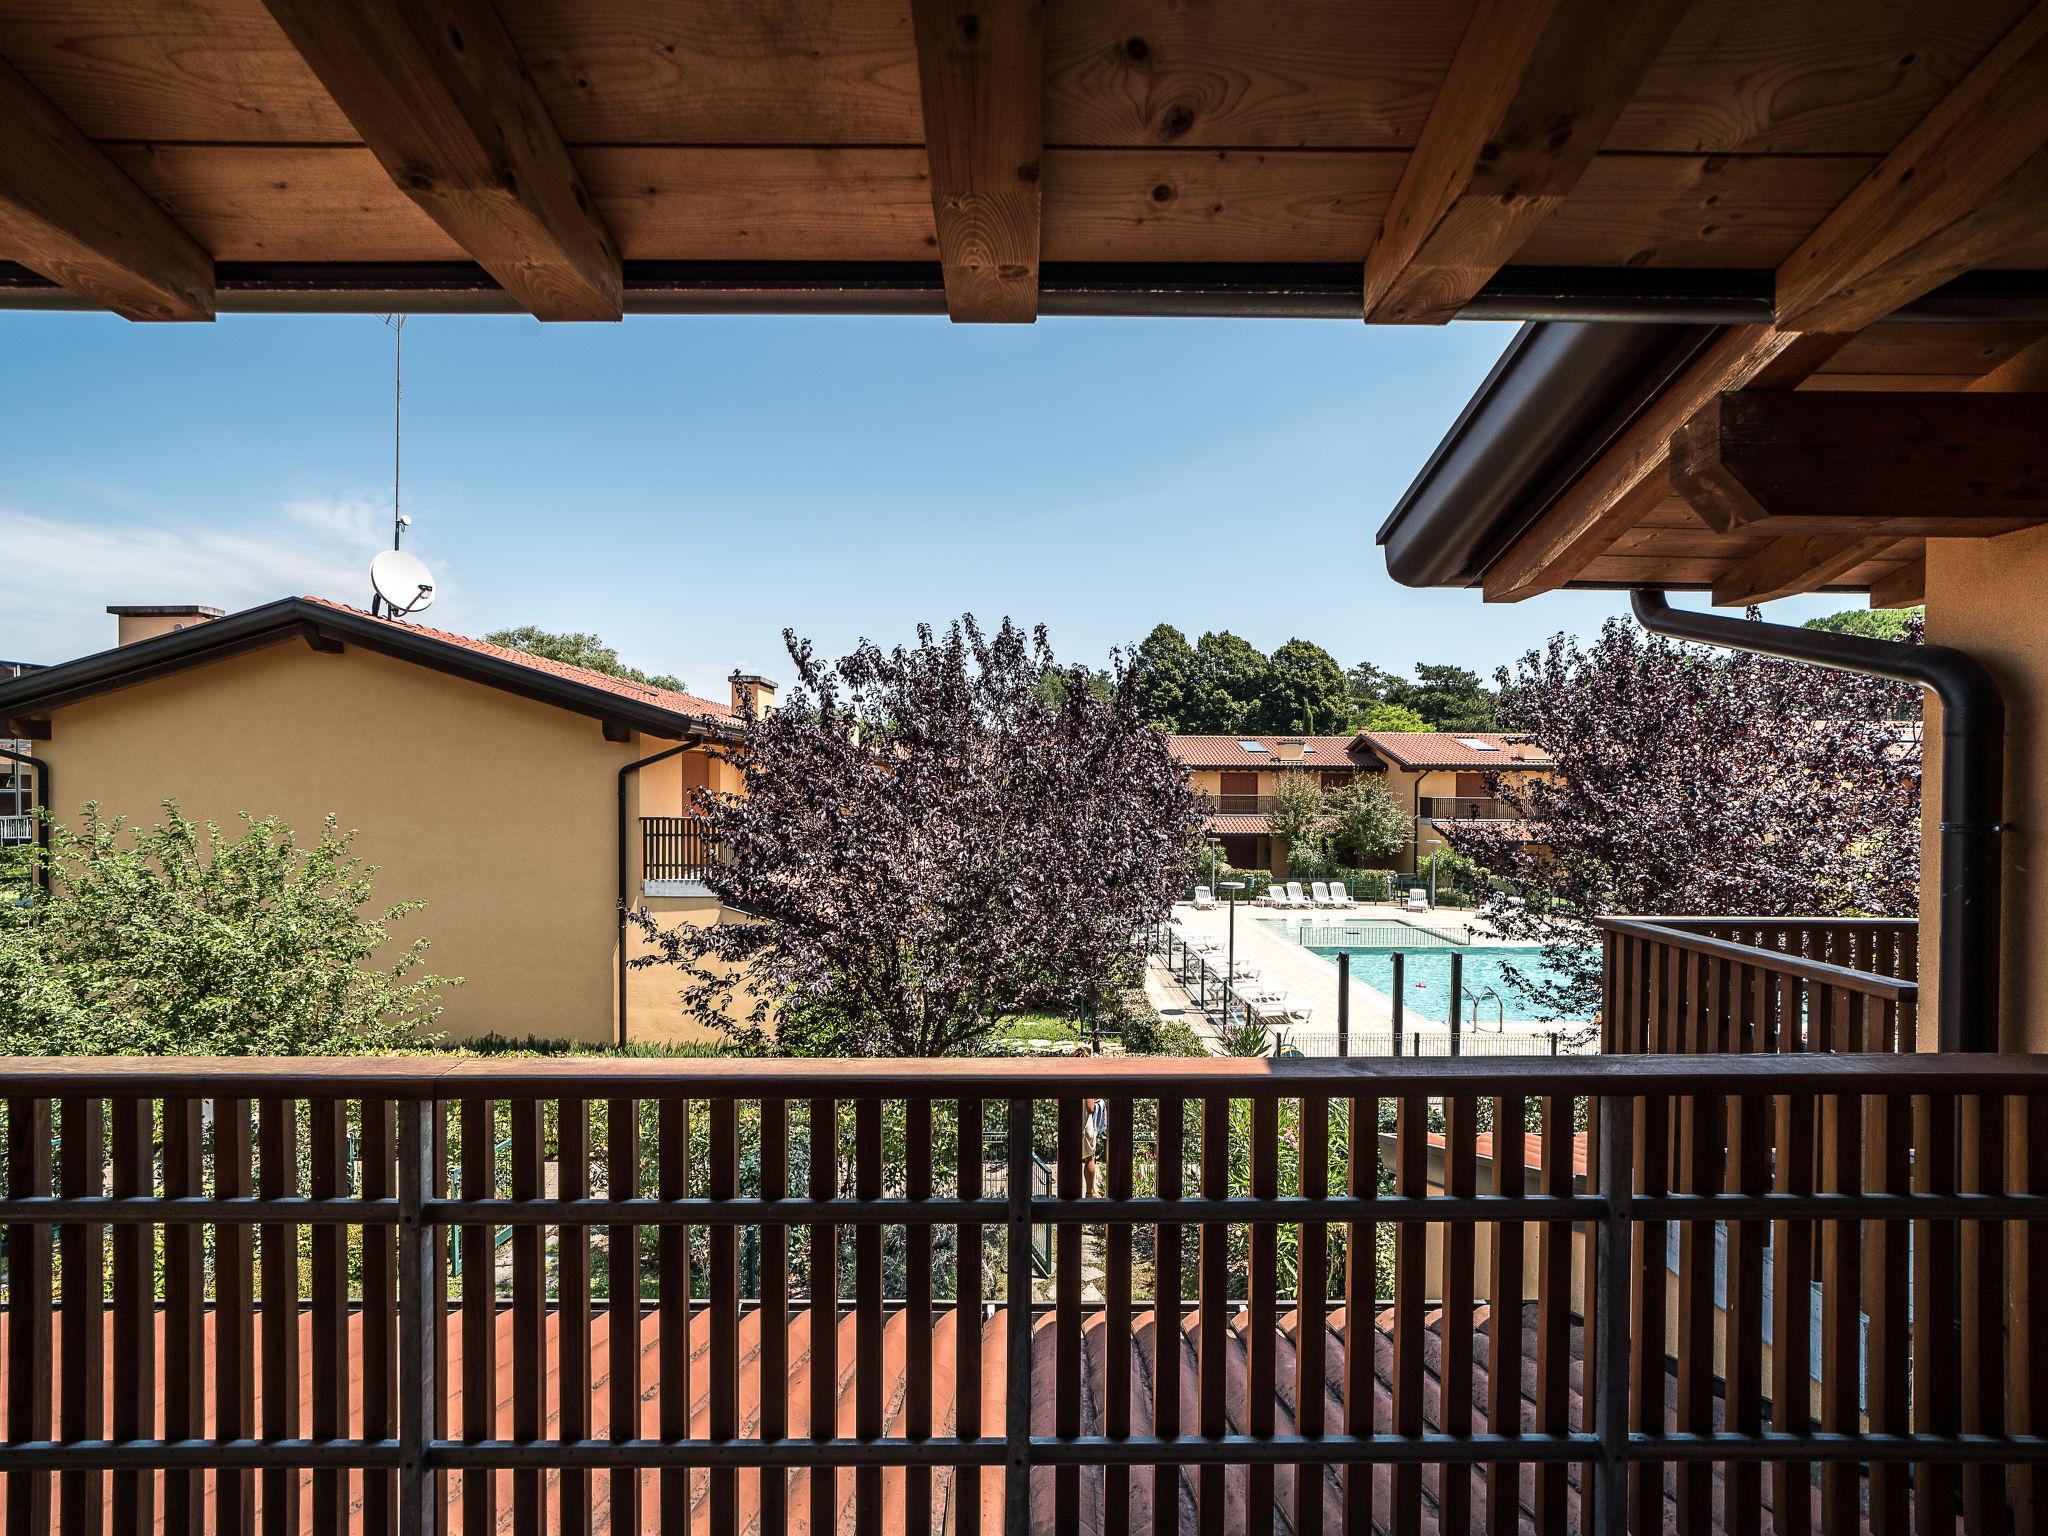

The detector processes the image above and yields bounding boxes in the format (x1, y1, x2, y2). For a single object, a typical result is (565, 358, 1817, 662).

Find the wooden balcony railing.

(641, 814, 721, 882)
(1417, 795, 1512, 821)
(1, 1055, 2045, 1534)
(1598, 915, 1920, 1055)
(1199, 793, 1279, 815)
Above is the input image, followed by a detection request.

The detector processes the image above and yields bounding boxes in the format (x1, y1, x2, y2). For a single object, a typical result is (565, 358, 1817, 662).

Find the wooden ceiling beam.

(0, 58, 212, 321)
(1481, 465, 1674, 603)
(1776, 1, 2048, 334)
(1360, 0, 1689, 324)
(1711, 535, 1900, 608)
(1670, 390, 2048, 537)
(257, 0, 622, 321)
(1869, 558, 1928, 610)
(911, 0, 1045, 323)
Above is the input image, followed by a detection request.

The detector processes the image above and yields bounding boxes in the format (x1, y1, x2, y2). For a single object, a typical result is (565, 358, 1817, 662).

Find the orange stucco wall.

(37, 636, 729, 1045)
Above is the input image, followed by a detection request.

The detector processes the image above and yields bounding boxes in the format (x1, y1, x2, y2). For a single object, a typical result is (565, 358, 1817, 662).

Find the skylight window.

(1457, 737, 1501, 751)
(1237, 740, 1268, 753)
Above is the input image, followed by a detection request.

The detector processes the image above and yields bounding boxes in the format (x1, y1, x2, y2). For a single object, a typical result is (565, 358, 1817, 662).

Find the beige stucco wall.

(38, 636, 730, 1046)
(1922, 527, 2048, 1050)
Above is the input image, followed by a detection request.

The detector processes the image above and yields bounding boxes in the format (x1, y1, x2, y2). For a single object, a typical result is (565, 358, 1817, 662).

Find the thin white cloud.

(0, 501, 450, 665)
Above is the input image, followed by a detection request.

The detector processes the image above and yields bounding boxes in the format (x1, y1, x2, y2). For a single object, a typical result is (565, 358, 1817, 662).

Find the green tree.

(1265, 773, 1326, 871)
(1326, 779, 1409, 867)
(1345, 661, 1397, 721)
(483, 625, 686, 692)
(1132, 623, 1199, 729)
(1359, 701, 1430, 732)
(1384, 662, 1498, 731)
(1184, 631, 1271, 734)
(0, 802, 456, 1055)
(1804, 607, 1922, 641)
(1256, 638, 1350, 733)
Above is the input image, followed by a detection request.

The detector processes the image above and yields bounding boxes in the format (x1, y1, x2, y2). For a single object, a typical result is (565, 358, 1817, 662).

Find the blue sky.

(2, 311, 1852, 690)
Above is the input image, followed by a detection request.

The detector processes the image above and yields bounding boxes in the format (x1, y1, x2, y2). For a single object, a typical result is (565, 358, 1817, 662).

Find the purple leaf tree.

(630, 616, 1203, 1056)
(1456, 614, 1923, 1020)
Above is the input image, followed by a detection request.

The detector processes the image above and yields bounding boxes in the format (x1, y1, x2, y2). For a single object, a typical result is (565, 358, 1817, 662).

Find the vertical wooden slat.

(5, 1097, 52, 1536)
(2014, 1093, 2048, 1534)
(1531, 1094, 1572, 1532)
(1197, 1095, 1228, 1536)
(1864, 1093, 1911, 1536)
(359, 1097, 396, 1536)
(161, 1098, 204, 1536)
(1485, 1094, 1525, 1536)
(259, 1098, 299, 1536)
(1674, 1087, 1719, 1535)
(1819, 1090, 1863, 1529)
(459, 1097, 497, 1536)
(557, 1099, 590, 1536)
(658, 1098, 691, 1531)
(1152, 1097, 1183, 1536)
(1439, 1095, 1477, 1535)
(808, 1098, 838, 1536)
(1912, 1093, 1959, 1536)
(1390, 1096, 1425, 1534)
(1003, 1100, 1033, 1536)
(57, 1095, 103, 1536)
(109, 1095, 156, 1536)
(1245, 1095, 1279, 1526)
(1723, 1090, 1768, 1536)
(1054, 1097, 1083, 1531)
(955, 1098, 983, 1536)
(433, 1102, 451, 1524)
(758, 1099, 789, 1536)
(1769, 1092, 1814, 1536)
(1960, 1093, 2005, 1533)
(854, 1099, 884, 1530)
(1293, 1094, 1328, 1536)
(1104, 1094, 1133, 1536)
(708, 1095, 739, 1536)
(1628, 1091, 1669, 1536)
(904, 1097, 935, 1536)
(605, 1098, 639, 1536)
(309, 1097, 348, 1536)
(509, 1099, 546, 1536)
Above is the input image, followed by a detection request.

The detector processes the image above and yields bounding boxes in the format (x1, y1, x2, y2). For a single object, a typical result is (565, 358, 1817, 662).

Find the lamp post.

(1206, 835, 1222, 895)
(1221, 880, 1246, 1025)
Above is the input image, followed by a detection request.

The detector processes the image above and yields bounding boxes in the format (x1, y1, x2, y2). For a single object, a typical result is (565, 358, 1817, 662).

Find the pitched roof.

(1199, 812, 1271, 836)
(0, 597, 737, 739)
(1166, 735, 1381, 769)
(1356, 731, 1552, 770)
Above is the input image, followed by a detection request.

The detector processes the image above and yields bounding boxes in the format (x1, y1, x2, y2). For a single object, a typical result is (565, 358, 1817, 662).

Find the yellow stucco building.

(0, 598, 768, 1046)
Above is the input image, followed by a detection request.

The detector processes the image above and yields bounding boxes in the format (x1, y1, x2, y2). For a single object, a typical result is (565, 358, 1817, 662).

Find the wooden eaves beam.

(1360, 0, 1689, 324)
(258, 0, 622, 322)
(911, 0, 1045, 323)
(0, 58, 213, 321)
(1711, 536, 1899, 608)
(1483, 0, 2048, 600)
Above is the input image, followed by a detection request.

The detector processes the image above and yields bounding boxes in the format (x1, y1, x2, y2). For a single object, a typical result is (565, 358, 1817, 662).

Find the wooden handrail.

(1594, 916, 1918, 1002)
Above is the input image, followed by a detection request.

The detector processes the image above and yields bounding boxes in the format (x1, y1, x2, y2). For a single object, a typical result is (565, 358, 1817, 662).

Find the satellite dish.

(370, 547, 436, 617)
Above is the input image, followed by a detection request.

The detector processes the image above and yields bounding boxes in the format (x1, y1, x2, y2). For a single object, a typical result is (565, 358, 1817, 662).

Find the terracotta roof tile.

(1166, 735, 1379, 768)
(1357, 731, 1552, 770)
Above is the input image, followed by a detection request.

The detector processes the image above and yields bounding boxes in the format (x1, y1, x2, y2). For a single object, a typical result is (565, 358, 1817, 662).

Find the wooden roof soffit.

(0, 58, 213, 321)
(1776, 0, 2048, 335)
(911, 0, 1045, 323)
(1360, 0, 1689, 325)
(1670, 391, 2048, 540)
(1869, 558, 1928, 610)
(256, 0, 623, 322)
(1711, 535, 1903, 608)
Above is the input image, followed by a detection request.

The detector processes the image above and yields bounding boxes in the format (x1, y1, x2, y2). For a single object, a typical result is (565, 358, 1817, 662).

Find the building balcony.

(1199, 793, 1279, 815)
(1, 1042, 2041, 1534)
(1417, 795, 1512, 821)
(641, 813, 722, 884)
(0, 814, 31, 844)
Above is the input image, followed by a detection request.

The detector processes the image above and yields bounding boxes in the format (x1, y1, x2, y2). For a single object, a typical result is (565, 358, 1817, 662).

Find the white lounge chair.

(1326, 880, 1353, 908)
(1285, 881, 1308, 908)
(1315, 881, 1342, 908)
(1405, 886, 1430, 912)
(1192, 884, 1215, 909)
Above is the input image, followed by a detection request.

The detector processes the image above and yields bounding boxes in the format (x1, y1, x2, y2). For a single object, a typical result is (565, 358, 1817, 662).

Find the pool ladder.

(1469, 986, 1506, 1031)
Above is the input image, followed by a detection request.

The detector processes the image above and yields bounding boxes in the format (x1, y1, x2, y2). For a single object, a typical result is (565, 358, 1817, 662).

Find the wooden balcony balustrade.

(1599, 916, 1920, 1055)
(0, 1055, 2045, 1535)
(641, 815, 722, 883)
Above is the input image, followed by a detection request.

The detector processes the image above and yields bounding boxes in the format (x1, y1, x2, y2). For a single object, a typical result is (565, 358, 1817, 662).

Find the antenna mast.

(374, 314, 409, 612)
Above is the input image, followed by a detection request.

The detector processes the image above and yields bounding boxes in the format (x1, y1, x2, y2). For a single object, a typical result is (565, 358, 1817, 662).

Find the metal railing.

(1417, 794, 1512, 821)
(1198, 793, 1279, 815)
(0, 814, 31, 844)
(1, 1055, 2045, 1535)
(640, 814, 721, 881)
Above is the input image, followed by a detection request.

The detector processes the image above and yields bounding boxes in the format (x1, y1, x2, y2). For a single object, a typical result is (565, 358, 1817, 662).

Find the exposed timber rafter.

(257, 0, 623, 321)
(1710, 535, 1900, 608)
(910, 0, 1045, 323)
(1869, 558, 1928, 610)
(1360, 0, 1689, 324)
(0, 58, 213, 321)
(1670, 391, 2048, 538)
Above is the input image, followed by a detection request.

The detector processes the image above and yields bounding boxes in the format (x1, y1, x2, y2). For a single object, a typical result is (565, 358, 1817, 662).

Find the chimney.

(729, 671, 777, 719)
(107, 605, 224, 647)
(1276, 737, 1306, 762)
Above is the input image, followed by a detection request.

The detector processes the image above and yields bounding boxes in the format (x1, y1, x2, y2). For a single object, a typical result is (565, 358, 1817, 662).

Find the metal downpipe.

(617, 738, 703, 1049)
(0, 743, 51, 894)
(1629, 591, 2005, 1052)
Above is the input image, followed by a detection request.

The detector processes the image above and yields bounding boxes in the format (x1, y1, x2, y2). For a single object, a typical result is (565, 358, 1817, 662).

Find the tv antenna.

(368, 315, 435, 618)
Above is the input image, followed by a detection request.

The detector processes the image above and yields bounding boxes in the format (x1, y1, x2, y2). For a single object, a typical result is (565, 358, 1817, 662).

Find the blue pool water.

(1314, 945, 1594, 1026)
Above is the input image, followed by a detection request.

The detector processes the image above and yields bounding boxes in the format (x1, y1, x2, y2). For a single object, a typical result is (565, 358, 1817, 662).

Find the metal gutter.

(1630, 592, 2005, 1053)
(0, 744, 50, 893)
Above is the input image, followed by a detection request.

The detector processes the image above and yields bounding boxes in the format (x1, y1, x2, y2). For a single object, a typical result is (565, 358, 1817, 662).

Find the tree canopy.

(1457, 617, 1922, 1019)
(1803, 606, 1923, 641)
(483, 625, 687, 693)
(631, 616, 1201, 1056)
(1257, 639, 1351, 733)
(1133, 630, 1499, 735)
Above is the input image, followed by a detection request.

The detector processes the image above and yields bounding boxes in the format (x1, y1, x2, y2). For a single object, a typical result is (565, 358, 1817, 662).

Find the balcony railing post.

(1593, 1091, 1635, 1536)
(1005, 1100, 1034, 1536)
(396, 1098, 440, 1536)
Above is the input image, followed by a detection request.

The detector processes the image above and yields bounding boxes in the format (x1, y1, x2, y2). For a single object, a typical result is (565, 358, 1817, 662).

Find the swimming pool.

(1309, 944, 1595, 1026)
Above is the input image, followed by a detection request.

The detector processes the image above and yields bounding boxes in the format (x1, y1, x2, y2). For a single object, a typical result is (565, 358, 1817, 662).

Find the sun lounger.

(1192, 885, 1215, 909)
(1405, 887, 1430, 912)
(1326, 880, 1353, 908)
(1286, 881, 1308, 908)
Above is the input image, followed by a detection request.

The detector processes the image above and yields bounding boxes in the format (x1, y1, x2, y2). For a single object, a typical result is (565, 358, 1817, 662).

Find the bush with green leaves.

(0, 802, 457, 1055)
